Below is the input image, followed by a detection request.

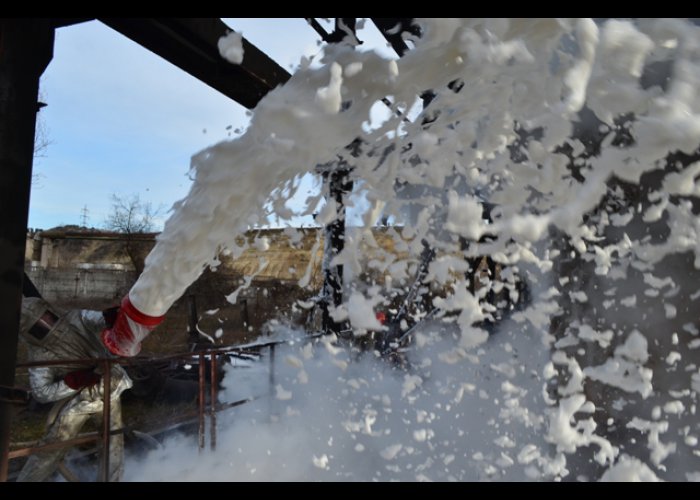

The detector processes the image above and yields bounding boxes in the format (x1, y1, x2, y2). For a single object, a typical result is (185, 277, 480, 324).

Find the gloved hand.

(64, 369, 101, 390)
(102, 306, 119, 329)
(101, 295, 165, 357)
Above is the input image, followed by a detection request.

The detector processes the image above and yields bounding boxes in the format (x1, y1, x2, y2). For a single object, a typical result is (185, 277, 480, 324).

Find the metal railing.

(3, 336, 305, 482)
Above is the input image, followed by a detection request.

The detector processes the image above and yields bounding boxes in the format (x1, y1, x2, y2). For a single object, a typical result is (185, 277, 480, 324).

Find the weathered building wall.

(24, 226, 407, 293)
(22, 226, 407, 352)
(25, 267, 134, 307)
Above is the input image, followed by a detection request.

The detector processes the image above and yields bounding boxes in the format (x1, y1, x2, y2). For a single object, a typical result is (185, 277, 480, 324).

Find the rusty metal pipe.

(14, 336, 307, 370)
(100, 359, 111, 482)
(198, 352, 205, 451)
(268, 344, 276, 420)
(17, 358, 117, 369)
(8, 434, 99, 459)
(210, 354, 217, 450)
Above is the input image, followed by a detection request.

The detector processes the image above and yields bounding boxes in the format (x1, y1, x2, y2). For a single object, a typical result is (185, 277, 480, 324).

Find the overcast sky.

(29, 18, 396, 231)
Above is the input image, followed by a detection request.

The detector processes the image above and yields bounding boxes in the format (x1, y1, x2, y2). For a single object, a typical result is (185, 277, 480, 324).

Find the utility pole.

(80, 204, 90, 228)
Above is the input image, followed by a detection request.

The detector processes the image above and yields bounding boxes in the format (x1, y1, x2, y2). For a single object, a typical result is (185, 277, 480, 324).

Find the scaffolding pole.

(0, 19, 54, 482)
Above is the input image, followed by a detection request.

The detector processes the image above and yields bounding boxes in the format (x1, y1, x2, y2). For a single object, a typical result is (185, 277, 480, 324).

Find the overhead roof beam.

(50, 18, 95, 29)
(370, 19, 435, 106)
(305, 18, 333, 43)
(371, 18, 419, 57)
(99, 18, 291, 109)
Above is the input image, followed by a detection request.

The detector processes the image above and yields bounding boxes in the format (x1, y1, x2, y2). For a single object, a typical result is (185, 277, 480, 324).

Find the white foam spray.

(124, 19, 700, 481)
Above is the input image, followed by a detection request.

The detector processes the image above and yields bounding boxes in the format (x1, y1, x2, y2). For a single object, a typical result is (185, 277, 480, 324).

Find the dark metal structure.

(315, 19, 360, 335)
(0, 17, 414, 481)
(311, 19, 419, 335)
(99, 18, 291, 110)
(370, 18, 420, 56)
(8, 340, 281, 481)
(0, 19, 55, 482)
(187, 294, 199, 348)
(320, 166, 354, 334)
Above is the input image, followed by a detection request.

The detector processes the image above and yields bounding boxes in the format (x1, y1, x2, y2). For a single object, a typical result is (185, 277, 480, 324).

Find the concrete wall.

(20, 225, 492, 356)
(25, 266, 134, 307)
(26, 229, 143, 270)
(22, 226, 409, 351)
(24, 226, 408, 293)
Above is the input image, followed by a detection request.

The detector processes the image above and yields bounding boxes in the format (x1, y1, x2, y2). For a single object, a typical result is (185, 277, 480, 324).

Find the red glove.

(64, 369, 101, 390)
(376, 311, 387, 325)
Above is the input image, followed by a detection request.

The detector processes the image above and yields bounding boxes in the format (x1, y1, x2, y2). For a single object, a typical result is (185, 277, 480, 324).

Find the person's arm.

(79, 309, 107, 334)
(28, 367, 78, 403)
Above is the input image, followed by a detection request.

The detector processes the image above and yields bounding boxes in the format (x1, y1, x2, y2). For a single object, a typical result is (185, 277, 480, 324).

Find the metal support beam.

(330, 18, 357, 44)
(198, 352, 206, 451)
(316, 20, 359, 335)
(306, 18, 358, 45)
(50, 18, 94, 29)
(187, 293, 199, 349)
(379, 240, 435, 353)
(268, 343, 276, 420)
(99, 18, 291, 110)
(22, 271, 42, 299)
(305, 18, 333, 43)
(371, 19, 436, 108)
(209, 354, 217, 450)
(100, 359, 111, 482)
(320, 167, 354, 334)
(0, 19, 54, 482)
(371, 18, 419, 57)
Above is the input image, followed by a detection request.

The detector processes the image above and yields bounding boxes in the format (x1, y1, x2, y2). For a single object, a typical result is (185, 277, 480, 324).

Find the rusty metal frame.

(209, 354, 217, 450)
(4, 336, 308, 481)
(198, 352, 206, 451)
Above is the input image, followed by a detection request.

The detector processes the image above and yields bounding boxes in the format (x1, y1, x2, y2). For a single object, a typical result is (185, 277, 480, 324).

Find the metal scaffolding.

(6, 339, 289, 481)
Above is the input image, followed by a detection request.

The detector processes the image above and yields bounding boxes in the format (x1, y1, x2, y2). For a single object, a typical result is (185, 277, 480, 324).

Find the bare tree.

(32, 95, 52, 188)
(33, 110, 51, 159)
(104, 194, 161, 275)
